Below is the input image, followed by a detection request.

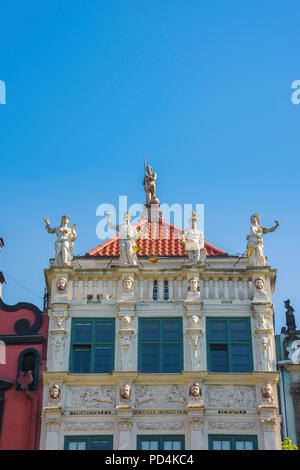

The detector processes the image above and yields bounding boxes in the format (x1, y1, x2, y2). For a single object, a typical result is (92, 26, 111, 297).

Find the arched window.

(16, 349, 40, 390)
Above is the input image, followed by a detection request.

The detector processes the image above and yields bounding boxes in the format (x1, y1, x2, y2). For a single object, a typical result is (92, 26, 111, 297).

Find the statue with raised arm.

(181, 210, 205, 265)
(106, 211, 143, 265)
(44, 215, 77, 266)
(246, 214, 279, 266)
(143, 158, 159, 206)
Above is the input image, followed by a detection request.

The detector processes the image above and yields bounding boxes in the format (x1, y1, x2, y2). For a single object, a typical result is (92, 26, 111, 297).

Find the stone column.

(258, 406, 282, 450)
(43, 408, 63, 450)
(290, 383, 300, 447)
(187, 407, 205, 450)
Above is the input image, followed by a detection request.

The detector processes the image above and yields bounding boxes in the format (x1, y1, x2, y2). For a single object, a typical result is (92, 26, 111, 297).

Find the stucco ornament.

(106, 212, 145, 265)
(121, 276, 135, 299)
(261, 383, 275, 404)
(56, 277, 67, 293)
(44, 215, 76, 266)
(246, 214, 279, 266)
(253, 277, 268, 301)
(181, 211, 205, 266)
(287, 339, 300, 363)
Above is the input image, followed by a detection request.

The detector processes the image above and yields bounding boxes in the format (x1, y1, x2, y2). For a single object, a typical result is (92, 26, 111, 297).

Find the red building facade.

(0, 282, 48, 450)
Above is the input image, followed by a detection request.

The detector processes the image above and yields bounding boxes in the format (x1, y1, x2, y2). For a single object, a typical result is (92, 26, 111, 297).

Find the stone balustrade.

(67, 273, 255, 303)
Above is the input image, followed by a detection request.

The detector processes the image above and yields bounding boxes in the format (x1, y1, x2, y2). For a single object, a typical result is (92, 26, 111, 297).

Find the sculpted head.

(56, 277, 67, 293)
(61, 215, 70, 226)
(189, 277, 199, 293)
(254, 277, 265, 291)
(124, 212, 132, 224)
(261, 383, 273, 402)
(49, 383, 61, 400)
(146, 165, 153, 175)
(123, 277, 134, 292)
(120, 383, 131, 401)
(251, 213, 260, 226)
(189, 383, 201, 397)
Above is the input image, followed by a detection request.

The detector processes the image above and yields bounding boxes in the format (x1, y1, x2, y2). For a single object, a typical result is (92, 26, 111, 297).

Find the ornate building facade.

(40, 168, 282, 450)
(276, 300, 300, 447)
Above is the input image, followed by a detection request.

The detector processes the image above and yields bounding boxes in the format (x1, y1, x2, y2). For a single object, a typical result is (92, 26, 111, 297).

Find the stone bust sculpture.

(120, 383, 131, 401)
(49, 384, 61, 402)
(261, 383, 274, 403)
(122, 277, 134, 292)
(189, 382, 201, 398)
(253, 277, 267, 301)
(56, 277, 67, 293)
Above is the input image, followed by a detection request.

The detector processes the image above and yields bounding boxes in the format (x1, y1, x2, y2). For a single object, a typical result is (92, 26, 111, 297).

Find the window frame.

(69, 318, 115, 374)
(64, 435, 113, 450)
(206, 318, 253, 373)
(138, 317, 183, 373)
(208, 434, 258, 450)
(137, 435, 185, 450)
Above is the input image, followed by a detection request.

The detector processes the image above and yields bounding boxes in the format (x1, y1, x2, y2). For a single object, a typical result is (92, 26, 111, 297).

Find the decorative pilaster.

(43, 407, 64, 450)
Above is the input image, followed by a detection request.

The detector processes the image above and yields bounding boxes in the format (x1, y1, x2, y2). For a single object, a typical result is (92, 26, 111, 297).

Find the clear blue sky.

(0, 1, 299, 333)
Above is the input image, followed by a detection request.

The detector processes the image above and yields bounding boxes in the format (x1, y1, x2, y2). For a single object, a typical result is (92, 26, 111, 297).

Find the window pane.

(208, 321, 227, 341)
(235, 441, 245, 450)
(150, 441, 159, 450)
(210, 345, 228, 372)
(164, 280, 169, 300)
(95, 322, 113, 342)
(94, 346, 113, 373)
(74, 323, 92, 342)
(141, 344, 159, 372)
(90, 439, 112, 450)
(244, 441, 254, 450)
(162, 320, 180, 341)
(212, 440, 222, 450)
(230, 321, 249, 341)
(172, 441, 182, 450)
(73, 347, 91, 373)
(162, 344, 181, 372)
(141, 321, 159, 341)
(68, 441, 86, 450)
(221, 440, 231, 450)
(231, 345, 250, 372)
(141, 440, 159, 450)
(153, 280, 158, 300)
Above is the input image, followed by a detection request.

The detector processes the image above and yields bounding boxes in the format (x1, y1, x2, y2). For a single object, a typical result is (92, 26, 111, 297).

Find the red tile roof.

(86, 218, 227, 258)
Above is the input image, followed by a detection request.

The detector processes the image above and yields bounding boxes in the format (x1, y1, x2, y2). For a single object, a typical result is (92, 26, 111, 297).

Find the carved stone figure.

(107, 212, 143, 265)
(284, 299, 296, 333)
(287, 340, 300, 363)
(143, 160, 159, 206)
(186, 277, 200, 300)
(182, 211, 205, 266)
(44, 215, 76, 266)
(121, 276, 135, 299)
(246, 214, 279, 266)
(49, 384, 61, 402)
(253, 277, 268, 301)
(121, 314, 132, 329)
(189, 383, 202, 398)
(120, 383, 131, 401)
(56, 277, 67, 293)
(261, 383, 275, 404)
